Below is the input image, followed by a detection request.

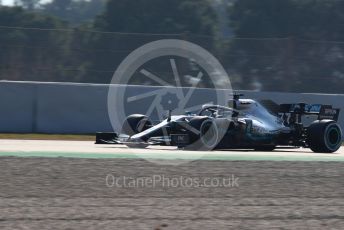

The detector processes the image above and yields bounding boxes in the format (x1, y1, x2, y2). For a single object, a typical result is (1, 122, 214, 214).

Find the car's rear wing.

(279, 103, 340, 121)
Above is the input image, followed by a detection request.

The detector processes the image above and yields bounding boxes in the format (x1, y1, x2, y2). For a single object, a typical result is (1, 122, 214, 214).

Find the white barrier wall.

(0, 80, 343, 135)
(0, 81, 112, 133)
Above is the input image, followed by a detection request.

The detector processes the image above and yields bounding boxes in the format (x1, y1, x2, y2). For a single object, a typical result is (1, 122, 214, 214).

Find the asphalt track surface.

(0, 140, 344, 229)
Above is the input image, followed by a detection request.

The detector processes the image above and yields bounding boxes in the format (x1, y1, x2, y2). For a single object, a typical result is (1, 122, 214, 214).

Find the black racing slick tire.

(121, 114, 152, 136)
(307, 120, 342, 153)
(199, 119, 220, 150)
(185, 117, 227, 151)
(187, 116, 209, 143)
(183, 117, 210, 150)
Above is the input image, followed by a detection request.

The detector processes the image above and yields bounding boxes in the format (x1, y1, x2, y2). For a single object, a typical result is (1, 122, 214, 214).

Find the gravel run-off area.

(0, 157, 344, 229)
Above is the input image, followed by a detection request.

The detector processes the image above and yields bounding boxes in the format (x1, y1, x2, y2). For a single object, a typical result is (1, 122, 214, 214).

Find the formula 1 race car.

(96, 94, 342, 153)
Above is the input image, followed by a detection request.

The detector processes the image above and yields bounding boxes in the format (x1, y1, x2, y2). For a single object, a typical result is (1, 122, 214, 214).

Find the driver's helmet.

(236, 99, 255, 111)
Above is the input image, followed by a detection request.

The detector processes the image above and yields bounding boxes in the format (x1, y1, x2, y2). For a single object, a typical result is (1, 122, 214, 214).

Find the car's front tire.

(121, 114, 152, 136)
(199, 119, 221, 150)
(307, 120, 342, 153)
(185, 117, 227, 151)
(122, 114, 152, 148)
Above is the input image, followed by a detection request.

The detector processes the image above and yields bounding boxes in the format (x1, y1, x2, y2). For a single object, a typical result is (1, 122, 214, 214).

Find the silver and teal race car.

(96, 94, 342, 153)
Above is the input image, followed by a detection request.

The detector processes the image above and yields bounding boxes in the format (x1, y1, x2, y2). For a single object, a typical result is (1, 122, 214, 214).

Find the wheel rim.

(325, 125, 342, 150)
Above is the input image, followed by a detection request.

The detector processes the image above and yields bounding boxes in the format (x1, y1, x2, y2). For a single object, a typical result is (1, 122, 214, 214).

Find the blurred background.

(1, 0, 344, 93)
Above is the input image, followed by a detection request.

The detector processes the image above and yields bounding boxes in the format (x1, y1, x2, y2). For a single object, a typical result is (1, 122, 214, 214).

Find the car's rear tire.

(307, 120, 342, 153)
